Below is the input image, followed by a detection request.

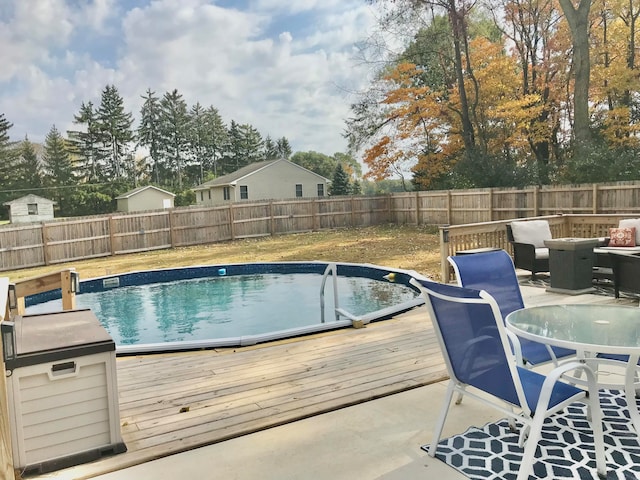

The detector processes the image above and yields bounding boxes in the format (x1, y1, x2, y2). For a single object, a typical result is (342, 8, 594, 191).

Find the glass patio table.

(506, 304, 640, 432)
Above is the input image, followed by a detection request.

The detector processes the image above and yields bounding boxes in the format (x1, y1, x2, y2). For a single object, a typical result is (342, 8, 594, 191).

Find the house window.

(27, 203, 38, 215)
(200, 191, 204, 202)
(296, 184, 303, 197)
(317, 184, 324, 197)
(240, 186, 248, 200)
(223, 187, 230, 200)
(208, 190, 211, 200)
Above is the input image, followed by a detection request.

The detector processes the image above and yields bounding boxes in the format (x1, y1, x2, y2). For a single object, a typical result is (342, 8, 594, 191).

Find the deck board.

(34, 284, 637, 480)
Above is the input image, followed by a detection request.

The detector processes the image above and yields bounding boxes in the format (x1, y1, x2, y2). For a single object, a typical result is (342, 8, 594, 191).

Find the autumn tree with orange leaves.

(350, 0, 640, 189)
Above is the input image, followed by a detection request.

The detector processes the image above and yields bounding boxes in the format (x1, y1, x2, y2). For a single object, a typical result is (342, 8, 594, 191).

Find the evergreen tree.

(15, 136, 42, 190)
(158, 89, 189, 188)
(67, 101, 104, 182)
(96, 85, 134, 180)
(222, 120, 242, 174)
(222, 121, 264, 173)
(276, 136, 292, 159)
(41, 125, 76, 214)
(263, 135, 278, 160)
(0, 114, 19, 210)
(138, 88, 162, 184)
(203, 106, 228, 177)
(186, 104, 230, 183)
(187, 102, 208, 185)
(329, 163, 351, 195)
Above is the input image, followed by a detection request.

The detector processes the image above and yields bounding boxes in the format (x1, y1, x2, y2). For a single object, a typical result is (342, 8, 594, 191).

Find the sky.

(0, 0, 384, 157)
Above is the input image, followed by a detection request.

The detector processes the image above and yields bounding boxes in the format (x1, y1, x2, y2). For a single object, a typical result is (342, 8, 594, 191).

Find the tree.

(222, 121, 263, 173)
(0, 114, 20, 210)
(138, 88, 162, 184)
(329, 163, 351, 195)
(558, 0, 593, 154)
(41, 125, 76, 214)
(96, 85, 134, 180)
(67, 101, 105, 182)
(187, 102, 209, 185)
(276, 137, 292, 159)
(203, 106, 228, 177)
(158, 89, 190, 188)
(15, 136, 42, 190)
(263, 136, 278, 160)
(291, 151, 336, 178)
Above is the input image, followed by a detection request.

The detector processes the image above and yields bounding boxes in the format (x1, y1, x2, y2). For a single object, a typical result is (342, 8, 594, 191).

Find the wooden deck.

(34, 283, 637, 480)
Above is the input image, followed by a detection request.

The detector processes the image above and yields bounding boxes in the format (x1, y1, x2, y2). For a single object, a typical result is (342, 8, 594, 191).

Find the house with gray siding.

(3, 194, 56, 223)
(115, 186, 175, 212)
(193, 159, 329, 206)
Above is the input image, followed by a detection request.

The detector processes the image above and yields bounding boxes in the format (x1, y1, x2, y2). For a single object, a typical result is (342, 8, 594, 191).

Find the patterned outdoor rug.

(422, 390, 640, 479)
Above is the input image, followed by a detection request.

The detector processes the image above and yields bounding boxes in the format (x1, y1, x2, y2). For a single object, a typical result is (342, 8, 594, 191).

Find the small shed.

(3, 194, 56, 223)
(115, 186, 175, 213)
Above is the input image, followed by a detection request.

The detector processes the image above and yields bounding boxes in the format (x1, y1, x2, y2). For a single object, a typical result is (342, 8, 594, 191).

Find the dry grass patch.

(3, 224, 443, 283)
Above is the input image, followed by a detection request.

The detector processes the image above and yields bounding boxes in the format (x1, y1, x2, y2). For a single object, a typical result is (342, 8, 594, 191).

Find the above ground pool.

(25, 262, 424, 354)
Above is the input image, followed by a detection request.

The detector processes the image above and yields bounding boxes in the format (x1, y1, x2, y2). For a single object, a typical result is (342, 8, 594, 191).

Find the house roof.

(193, 159, 329, 190)
(3, 194, 56, 206)
(115, 185, 175, 200)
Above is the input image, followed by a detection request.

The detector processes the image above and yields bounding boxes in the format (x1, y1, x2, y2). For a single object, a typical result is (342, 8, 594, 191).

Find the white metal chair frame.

(411, 278, 606, 480)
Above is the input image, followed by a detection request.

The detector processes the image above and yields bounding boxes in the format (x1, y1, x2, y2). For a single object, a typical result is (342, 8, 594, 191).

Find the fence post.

(415, 191, 420, 225)
(168, 209, 176, 248)
(109, 215, 116, 256)
(350, 197, 355, 227)
(533, 186, 539, 217)
(229, 204, 236, 240)
(269, 201, 275, 236)
(488, 189, 494, 221)
(446, 191, 452, 225)
(312, 198, 318, 231)
(41, 223, 50, 266)
(592, 184, 598, 214)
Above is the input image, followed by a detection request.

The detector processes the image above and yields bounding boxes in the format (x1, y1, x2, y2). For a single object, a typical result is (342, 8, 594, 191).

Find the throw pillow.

(618, 218, 640, 245)
(608, 227, 636, 247)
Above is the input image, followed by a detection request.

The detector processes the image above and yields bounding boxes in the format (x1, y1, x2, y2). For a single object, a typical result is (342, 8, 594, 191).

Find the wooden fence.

(2, 180, 640, 273)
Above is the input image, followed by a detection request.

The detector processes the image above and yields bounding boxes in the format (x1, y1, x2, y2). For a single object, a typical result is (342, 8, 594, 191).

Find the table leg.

(625, 354, 640, 433)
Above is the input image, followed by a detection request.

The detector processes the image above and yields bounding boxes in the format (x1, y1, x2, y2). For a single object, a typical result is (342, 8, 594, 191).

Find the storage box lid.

(6, 309, 114, 370)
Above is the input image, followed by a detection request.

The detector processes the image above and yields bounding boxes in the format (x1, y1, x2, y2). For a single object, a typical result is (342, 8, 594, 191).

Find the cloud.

(0, 0, 378, 156)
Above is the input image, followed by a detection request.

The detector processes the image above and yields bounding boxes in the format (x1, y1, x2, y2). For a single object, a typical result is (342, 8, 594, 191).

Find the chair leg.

(516, 414, 546, 480)
(428, 380, 456, 457)
(454, 386, 466, 405)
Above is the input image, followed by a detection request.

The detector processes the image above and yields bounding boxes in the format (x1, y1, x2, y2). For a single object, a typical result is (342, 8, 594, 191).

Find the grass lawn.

(2, 224, 443, 283)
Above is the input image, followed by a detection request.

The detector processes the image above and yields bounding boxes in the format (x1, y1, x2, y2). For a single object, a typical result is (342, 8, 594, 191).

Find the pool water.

(26, 272, 419, 349)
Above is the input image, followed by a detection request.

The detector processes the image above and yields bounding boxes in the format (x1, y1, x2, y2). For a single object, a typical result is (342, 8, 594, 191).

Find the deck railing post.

(440, 226, 451, 283)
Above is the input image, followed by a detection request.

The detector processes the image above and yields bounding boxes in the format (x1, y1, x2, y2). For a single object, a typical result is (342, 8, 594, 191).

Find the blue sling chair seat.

(411, 278, 606, 480)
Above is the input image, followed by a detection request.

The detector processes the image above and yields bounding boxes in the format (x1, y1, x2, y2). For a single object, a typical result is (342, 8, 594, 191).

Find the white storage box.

(5, 309, 126, 474)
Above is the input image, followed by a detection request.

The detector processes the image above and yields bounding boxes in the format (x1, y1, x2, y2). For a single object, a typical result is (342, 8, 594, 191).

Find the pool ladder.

(319, 263, 364, 328)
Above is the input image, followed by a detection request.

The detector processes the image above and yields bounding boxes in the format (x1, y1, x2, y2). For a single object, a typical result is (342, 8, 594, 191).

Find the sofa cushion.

(535, 247, 549, 260)
(510, 220, 552, 248)
(609, 227, 636, 247)
(618, 218, 640, 244)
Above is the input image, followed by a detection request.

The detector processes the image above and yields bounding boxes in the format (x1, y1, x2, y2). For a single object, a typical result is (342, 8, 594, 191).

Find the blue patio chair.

(411, 278, 606, 480)
(448, 249, 575, 368)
